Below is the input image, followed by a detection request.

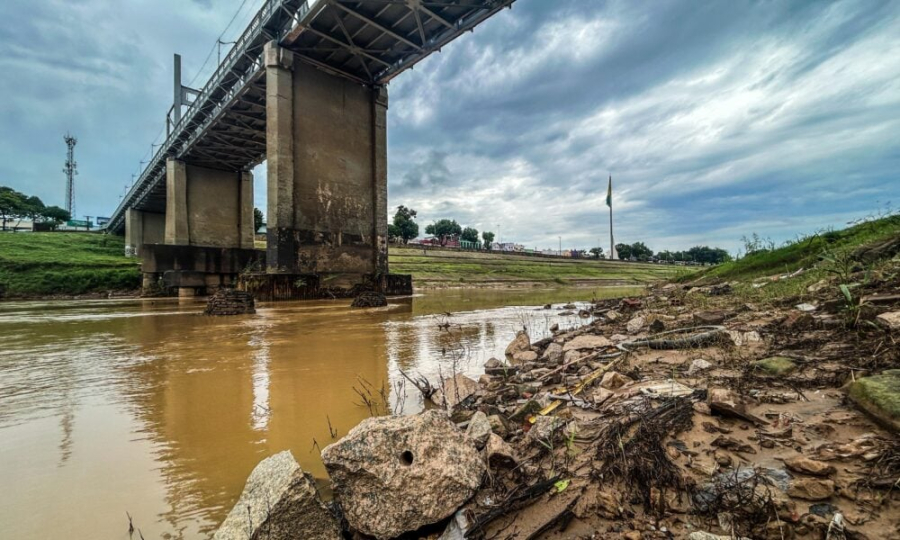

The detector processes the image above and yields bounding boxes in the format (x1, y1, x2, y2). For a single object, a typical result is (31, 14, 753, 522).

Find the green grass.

(389, 246, 685, 286)
(0, 232, 140, 297)
(690, 214, 900, 283)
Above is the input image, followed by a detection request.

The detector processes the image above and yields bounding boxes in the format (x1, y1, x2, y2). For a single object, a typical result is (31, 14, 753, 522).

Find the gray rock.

(689, 533, 749, 540)
(466, 411, 491, 449)
(528, 415, 564, 443)
(562, 334, 612, 351)
(322, 411, 485, 539)
(626, 315, 645, 334)
(505, 331, 531, 358)
(876, 311, 900, 331)
(213, 451, 340, 540)
(438, 510, 469, 540)
(687, 358, 714, 375)
(541, 342, 564, 363)
(485, 433, 517, 467)
(431, 373, 479, 409)
(788, 478, 835, 501)
(513, 350, 538, 363)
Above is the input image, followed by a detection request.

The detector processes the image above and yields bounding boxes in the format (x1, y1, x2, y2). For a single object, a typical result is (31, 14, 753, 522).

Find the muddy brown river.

(0, 286, 638, 539)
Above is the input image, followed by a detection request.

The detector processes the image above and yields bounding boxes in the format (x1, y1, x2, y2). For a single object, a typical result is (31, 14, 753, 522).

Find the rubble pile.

(217, 251, 900, 539)
(204, 288, 255, 316)
(351, 291, 388, 308)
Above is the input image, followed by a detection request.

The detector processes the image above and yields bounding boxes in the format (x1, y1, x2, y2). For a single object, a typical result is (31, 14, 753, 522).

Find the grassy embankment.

(0, 232, 140, 298)
(685, 213, 900, 302)
(0, 233, 684, 297)
(389, 246, 684, 287)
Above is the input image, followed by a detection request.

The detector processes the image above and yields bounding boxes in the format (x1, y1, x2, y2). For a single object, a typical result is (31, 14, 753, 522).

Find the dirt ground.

(434, 265, 900, 540)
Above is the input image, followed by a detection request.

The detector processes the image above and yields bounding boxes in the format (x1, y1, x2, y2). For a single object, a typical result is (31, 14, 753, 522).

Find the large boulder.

(213, 451, 341, 540)
(321, 411, 485, 539)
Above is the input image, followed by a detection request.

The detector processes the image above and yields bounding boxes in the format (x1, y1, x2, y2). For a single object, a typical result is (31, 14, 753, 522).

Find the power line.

(187, 0, 254, 87)
(129, 0, 257, 191)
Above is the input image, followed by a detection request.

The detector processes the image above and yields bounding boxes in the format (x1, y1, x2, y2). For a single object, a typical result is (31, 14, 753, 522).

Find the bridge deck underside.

(109, 0, 513, 232)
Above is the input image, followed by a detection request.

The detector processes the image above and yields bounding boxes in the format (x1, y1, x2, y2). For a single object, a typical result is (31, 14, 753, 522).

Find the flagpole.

(608, 175, 615, 260)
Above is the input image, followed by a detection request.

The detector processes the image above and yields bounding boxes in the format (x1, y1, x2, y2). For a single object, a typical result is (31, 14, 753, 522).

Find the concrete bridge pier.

(264, 41, 391, 291)
(163, 158, 255, 250)
(136, 159, 260, 295)
(125, 209, 165, 258)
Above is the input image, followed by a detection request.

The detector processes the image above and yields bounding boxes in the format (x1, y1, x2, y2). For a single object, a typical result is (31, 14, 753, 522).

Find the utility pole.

(63, 134, 78, 217)
(558, 236, 562, 256)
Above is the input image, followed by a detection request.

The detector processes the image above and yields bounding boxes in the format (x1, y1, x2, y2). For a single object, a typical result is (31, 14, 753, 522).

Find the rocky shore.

(213, 264, 899, 539)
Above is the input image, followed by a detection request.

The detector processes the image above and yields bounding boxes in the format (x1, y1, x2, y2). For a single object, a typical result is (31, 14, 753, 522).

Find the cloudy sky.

(2, 0, 898, 254)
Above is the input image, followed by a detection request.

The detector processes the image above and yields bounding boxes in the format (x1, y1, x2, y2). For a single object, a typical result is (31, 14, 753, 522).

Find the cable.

(126, 0, 258, 204)
(187, 0, 255, 87)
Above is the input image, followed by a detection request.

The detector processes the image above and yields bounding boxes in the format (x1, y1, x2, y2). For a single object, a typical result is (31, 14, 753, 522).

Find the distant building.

(4, 219, 34, 232)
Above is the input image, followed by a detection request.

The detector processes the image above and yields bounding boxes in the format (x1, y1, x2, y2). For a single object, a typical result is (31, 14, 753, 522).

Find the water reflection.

(0, 286, 638, 540)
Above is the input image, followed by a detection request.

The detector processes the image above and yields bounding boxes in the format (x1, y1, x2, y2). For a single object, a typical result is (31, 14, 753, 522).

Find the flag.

(605, 175, 612, 207)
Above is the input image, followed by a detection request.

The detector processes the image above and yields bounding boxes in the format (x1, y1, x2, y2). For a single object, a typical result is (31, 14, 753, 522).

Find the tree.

(391, 205, 419, 244)
(461, 226, 479, 243)
(40, 206, 70, 230)
(589, 246, 604, 259)
(23, 196, 45, 221)
(482, 231, 495, 249)
(424, 219, 461, 246)
(614, 243, 632, 260)
(630, 241, 653, 261)
(0, 187, 26, 231)
(253, 208, 264, 233)
(388, 223, 401, 243)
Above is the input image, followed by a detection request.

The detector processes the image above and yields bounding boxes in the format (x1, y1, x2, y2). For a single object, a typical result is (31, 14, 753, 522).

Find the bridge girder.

(107, 0, 514, 234)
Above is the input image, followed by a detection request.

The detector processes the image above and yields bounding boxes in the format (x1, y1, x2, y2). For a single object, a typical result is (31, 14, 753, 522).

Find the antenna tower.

(63, 134, 78, 216)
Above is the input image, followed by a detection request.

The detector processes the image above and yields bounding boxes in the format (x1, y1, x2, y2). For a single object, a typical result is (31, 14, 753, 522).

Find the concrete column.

(239, 170, 255, 249)
(264, 41, 295, 272)
(125, 208, 143, 257)
(372, 86, 389, 276)
(165, 158, 189, 245)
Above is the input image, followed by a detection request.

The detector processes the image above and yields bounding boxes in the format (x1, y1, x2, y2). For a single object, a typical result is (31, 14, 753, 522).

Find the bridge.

(107, 0, 514, 296)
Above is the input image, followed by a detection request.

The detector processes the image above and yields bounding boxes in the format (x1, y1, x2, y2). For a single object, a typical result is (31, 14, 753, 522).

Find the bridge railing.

(108, 0, 315, 233)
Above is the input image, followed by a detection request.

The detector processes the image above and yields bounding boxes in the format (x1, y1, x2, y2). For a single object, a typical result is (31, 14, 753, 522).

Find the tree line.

(0, 186, 71, 231)
(610, 241, 731, 264)
(387, 206, 496, 248)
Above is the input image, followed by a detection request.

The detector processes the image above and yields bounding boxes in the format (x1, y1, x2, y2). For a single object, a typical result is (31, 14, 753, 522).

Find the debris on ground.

(216, 244, 900, 539)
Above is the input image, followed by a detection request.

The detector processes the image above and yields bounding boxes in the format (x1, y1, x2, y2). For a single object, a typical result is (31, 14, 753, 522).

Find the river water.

(0, 286, 637, 539)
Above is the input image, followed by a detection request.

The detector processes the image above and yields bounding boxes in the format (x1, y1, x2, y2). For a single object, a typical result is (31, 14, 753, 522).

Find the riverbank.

(390, 245, 684, 288)
(0, 233, 682, 299)
(0, 232, 140, 298)
(215, 229, 900, 539)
